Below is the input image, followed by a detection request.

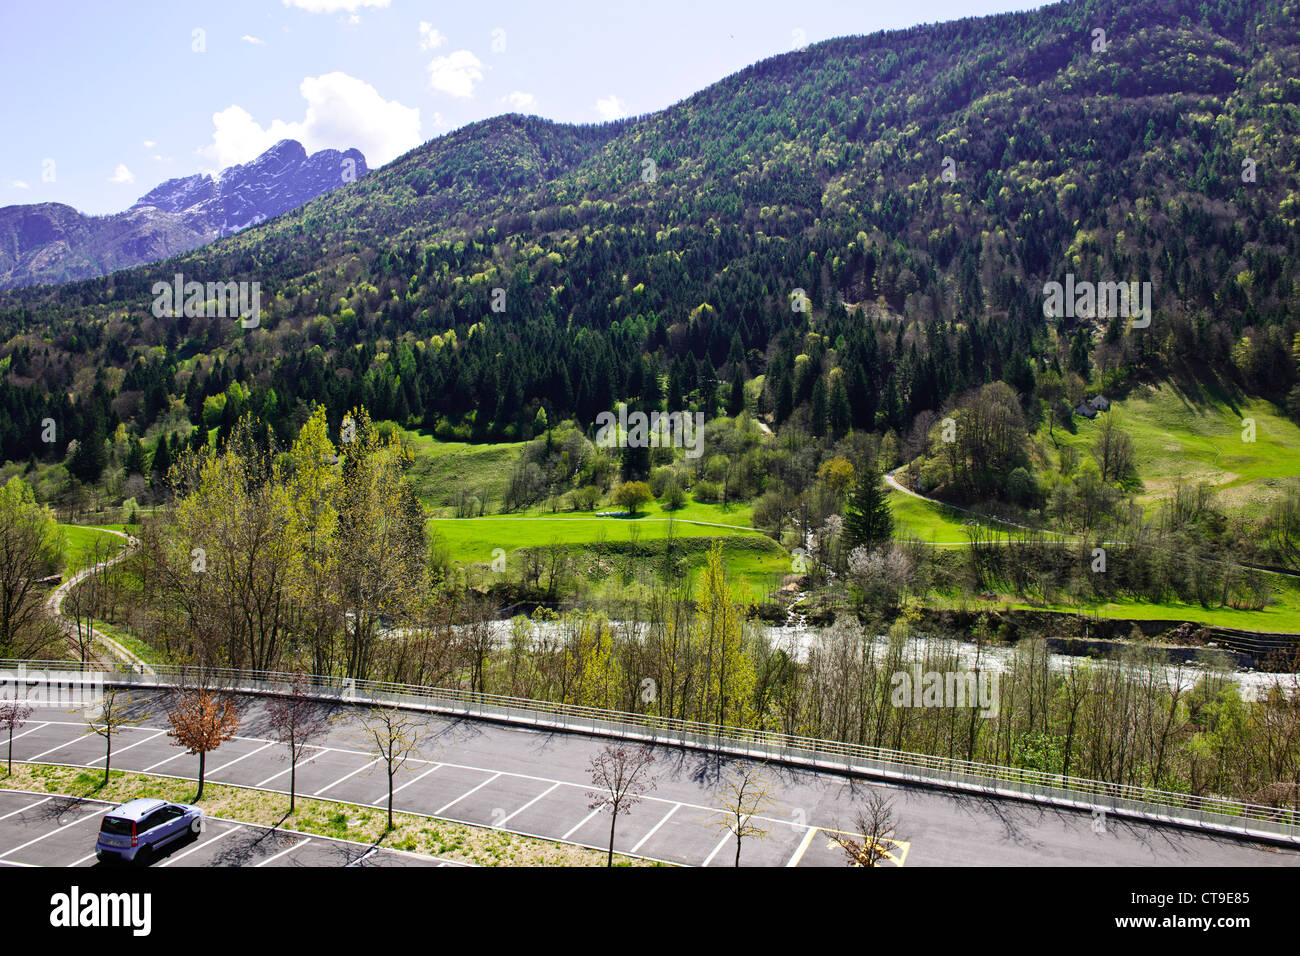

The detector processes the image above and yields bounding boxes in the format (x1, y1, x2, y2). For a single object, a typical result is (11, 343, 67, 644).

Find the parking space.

(0, 789, 460, 868)
(433, 770, 553, 825)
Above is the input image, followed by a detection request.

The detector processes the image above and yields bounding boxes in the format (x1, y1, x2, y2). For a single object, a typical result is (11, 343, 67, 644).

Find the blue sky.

(1, 0, 1047, 214)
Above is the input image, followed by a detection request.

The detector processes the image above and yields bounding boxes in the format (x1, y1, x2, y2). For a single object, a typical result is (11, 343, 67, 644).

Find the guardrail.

(4, 658, 1298, 846)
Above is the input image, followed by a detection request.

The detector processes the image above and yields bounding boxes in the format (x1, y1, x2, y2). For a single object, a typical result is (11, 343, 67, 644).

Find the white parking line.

(701, 830, 734, 867)
(631, 803, 680, 853)
(0, 809, 100, 859)
(143, 751, 186, 772)
(346, 847, 378, 868)
(254, 746, 328, 788)
(25, 731, 92, 762)
(87, 729, 165, 766)
(435, 771, 502, 815)
(159, 824, 241, 866)
(313, 758, 380, 796)
(786, 826, 819, 867)
(0, 796, 51, 821)
(391, 763, 443, 797)
(562, 806, 604, 841)
(209, 741, 274, 775)
(3, 722, 50, 746)
(255, 837, 311, 867)
(496, 783, 559, 827)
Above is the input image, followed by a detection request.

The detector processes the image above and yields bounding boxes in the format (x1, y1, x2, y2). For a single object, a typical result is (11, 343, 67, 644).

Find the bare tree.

(87, 686, 144, 786)
(266, 676, 333, 812)
(359, 706, 424, 831)
(0, 702, 33, 775)
(712, 762, 776, 866)
(1092, 415, 1136, 485)
(831, 789, 902, 867)
(165, 686, 243, 800)
(587, 744, 657, 866)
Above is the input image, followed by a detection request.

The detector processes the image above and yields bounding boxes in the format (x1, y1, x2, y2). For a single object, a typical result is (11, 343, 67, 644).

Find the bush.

(1007, 467, 1035, 505)
(661, 477, 686, 510)
(692, 480, 723, 504)
(612, 481, 653, 514)
(570, 485, 601, 511)
(648, 466, 677, 498)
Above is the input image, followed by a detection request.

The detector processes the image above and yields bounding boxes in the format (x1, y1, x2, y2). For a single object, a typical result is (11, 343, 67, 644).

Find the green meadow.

(1038, 380, 1300, 515)
(58, 524, 125, 573)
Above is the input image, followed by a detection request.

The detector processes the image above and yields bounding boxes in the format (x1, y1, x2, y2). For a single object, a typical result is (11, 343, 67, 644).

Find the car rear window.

(100, 816, 133, 836)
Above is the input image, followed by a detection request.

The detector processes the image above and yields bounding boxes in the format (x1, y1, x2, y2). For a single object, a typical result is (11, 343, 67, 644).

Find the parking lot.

(2, 700, 869, 867)
(4, 691, 1295, 867)
(0, 790, 460, 868)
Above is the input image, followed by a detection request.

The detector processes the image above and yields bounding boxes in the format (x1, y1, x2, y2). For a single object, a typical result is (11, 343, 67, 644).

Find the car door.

(138, 808, 170, 849)
(155, 805, 187, 844)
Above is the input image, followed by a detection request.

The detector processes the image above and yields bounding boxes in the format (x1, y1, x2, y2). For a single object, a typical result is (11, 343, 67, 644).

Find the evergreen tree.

(843, 460, 893, 549)
(153, 433, 172, 476)
(68, 417, 107, 484)
(124, 435, 147, 476)
(810, 376, 828, 438)
(828, 377, 852, 439)
(726, 367, 745, 417)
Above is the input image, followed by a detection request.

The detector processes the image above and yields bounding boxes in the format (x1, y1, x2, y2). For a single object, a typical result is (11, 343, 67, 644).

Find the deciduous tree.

(165, 686, 243, 800)
(587, 744, 657, 866)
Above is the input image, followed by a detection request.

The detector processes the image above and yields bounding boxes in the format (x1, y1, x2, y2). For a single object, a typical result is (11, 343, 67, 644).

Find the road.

(47, 530, 153, 673)
(5, 690, 1297, 867)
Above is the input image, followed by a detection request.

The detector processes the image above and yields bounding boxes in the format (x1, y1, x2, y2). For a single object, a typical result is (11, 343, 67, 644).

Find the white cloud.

(430, 112, 449, 130)
(154, 155, 172, 163)
(203, 71, 421, 170)
(241, 34, 265, 46)
(427, 50, 484, 98)
(142, 139, 157, 148)
(9, 180, 29, 189)
(108, 164, 135, 184)
(503, 91, 537, 112)
(595, 94, 628, 121)
(281, 0, 389, 13)
(418, 22, 446, 51)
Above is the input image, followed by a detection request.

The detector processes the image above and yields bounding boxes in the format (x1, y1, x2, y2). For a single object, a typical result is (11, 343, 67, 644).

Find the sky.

(0, 0, 1048, 214)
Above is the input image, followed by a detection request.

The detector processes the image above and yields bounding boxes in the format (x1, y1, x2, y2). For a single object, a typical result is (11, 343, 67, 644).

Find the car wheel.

(190, 816, 205, 835)
(135, 845, 153, 866)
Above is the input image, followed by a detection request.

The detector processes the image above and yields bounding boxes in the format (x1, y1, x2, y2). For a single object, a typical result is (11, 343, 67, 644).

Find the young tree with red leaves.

(586, 744, 657, 867)
(165, 687, 242, 800)
(0, 702, 32, 774)
(267, 677, 332, 812)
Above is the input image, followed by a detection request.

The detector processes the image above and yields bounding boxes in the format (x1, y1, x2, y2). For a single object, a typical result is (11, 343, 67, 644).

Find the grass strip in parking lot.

(2, 763, 664, 867)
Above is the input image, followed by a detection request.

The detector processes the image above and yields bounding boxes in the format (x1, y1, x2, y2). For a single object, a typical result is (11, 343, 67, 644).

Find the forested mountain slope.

(1, 0, 1297, 474)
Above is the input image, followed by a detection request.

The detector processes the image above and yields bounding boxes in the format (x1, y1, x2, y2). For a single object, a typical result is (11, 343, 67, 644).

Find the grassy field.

(887, 489, 1024, 544)
(59, 524, 125, 573)
(1038, 380, 1300, 515)
(396, 427, 525, 513)
(931, 572, 1300, 633)
(429, 511, 789, 599)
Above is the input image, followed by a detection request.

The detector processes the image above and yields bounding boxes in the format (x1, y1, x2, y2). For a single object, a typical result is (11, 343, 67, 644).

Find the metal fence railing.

(3, 658, 1298, 845)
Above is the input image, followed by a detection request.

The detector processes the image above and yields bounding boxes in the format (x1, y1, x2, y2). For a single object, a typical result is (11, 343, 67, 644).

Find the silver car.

(95, 798, 205, 864)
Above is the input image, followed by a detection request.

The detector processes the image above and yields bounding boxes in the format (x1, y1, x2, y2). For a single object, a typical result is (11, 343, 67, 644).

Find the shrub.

(692, 480, 723, 504)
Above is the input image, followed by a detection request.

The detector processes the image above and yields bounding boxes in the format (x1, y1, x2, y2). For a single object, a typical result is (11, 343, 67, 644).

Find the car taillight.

(131, 821, 138, 847)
